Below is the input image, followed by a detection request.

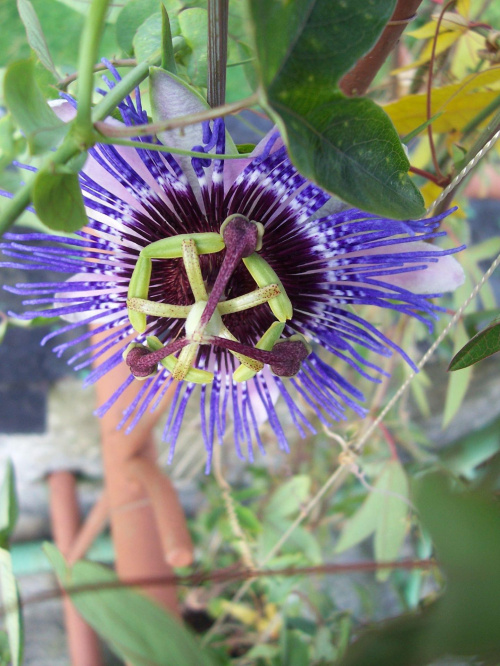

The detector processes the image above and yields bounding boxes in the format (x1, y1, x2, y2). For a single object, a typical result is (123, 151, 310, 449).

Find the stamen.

(207, 334, 311, 377)
(182, 239, 208, 301)
(217, 284, 281, 315)
(127, 298, 191, 319)
(233, 321, 285, 382)
(124, 337, 189, 378)
(242, 253, 293, 322)
(127, 255, 152, 333)
(141, 232, 225, 259)
(146, 336, 214, 384)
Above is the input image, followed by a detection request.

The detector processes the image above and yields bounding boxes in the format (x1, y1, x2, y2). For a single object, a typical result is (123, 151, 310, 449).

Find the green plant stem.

(75, 0, 112, 132)
(207, 0, 229, 108)
(0, 52, 161, 235)
(94, 91, 260, 138)
(91, 51, 161, 122)
(98, 136, 251, 160)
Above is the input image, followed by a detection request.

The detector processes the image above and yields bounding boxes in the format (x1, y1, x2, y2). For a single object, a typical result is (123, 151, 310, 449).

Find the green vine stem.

(74, 0, 112, 134)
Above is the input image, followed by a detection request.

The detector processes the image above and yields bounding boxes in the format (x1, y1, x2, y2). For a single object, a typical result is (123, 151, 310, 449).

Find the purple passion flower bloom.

(1, 67, 464, 470)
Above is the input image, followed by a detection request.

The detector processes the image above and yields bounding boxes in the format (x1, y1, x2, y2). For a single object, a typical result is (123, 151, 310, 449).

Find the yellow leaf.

(220, 601, 258, 626)
(420, 182, 466, 219)
(392, 29, 465, 73)
(420, 181, 443, 209)
(408, 13, 468, 39)
(384, 67, 500, 135)
(452, 30, 484, 78)
(456, 0, 470, 18)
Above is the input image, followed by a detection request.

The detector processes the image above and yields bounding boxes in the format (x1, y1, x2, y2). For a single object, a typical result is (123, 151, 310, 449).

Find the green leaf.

(339, 474, 500, 665)
(0, 550, 23, 666)
(0, 630, 11, 666)
(44, 543, 216, 666)
(178, 8, 208, 87)
(16, 0, 59, 79)
(133, 12, 163, 63)
(115, 0, 161, 54)
(33, 170, 88, 232)
(335, 460, 409, 574)
(443, 322, 473, 426)
(264, 475, 310, 520)
(249, 0, 425, 219)
(0, 462, 19, 547)
(373, 461, 409, 582)
(3, 58, 67, 155)
(449, 319, 500, 371)
(4, 60, 68, 155)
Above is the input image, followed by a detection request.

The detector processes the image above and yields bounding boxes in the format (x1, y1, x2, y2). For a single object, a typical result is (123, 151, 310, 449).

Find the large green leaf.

(248, 0, 425, 219)
(0, 550, 23, 666)
(44, 544, 218, 666)
(3, 58, 67, 155)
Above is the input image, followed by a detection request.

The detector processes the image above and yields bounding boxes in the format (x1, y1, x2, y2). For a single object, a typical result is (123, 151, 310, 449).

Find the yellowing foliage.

(384, 68, 500, 135)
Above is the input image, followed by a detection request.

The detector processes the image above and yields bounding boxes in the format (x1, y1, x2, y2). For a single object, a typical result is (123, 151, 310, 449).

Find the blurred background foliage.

(1, 0, 500, 664)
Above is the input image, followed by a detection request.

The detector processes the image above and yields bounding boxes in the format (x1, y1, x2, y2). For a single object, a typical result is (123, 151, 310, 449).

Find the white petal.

(364, 241, 465, 294)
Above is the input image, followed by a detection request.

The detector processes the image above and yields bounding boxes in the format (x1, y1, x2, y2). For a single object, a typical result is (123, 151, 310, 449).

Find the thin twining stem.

(94, 91, 260, 138)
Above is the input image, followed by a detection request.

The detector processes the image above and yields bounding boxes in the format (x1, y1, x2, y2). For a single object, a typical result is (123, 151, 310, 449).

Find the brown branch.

(56, 59, 137, 91)
(2, 559, 436, 616)
(426, 0, 456, 180)
(339, 0, 424, 97)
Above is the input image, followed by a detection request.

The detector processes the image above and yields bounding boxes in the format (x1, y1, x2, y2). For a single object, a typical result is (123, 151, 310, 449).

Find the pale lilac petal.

(50, 100, 162, 208)
(56, 273, 122, 323)
(365, 241, 465, 294)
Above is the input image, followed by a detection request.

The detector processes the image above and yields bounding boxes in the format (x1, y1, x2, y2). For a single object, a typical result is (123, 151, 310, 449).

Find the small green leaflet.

(0, 550, 23, 666)
(16, 0, 59, 79)
(449, 319, 500, 371)
(33, 169, 88, 233)
(0, 462, 19, 549)
(335, 460, 409, 580)
(248, 0, 425, 219)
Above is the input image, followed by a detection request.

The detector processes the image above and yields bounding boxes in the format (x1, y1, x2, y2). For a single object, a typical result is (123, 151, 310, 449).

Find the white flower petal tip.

(49, 99, 77, 122)
(374, 241, 466, 294)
